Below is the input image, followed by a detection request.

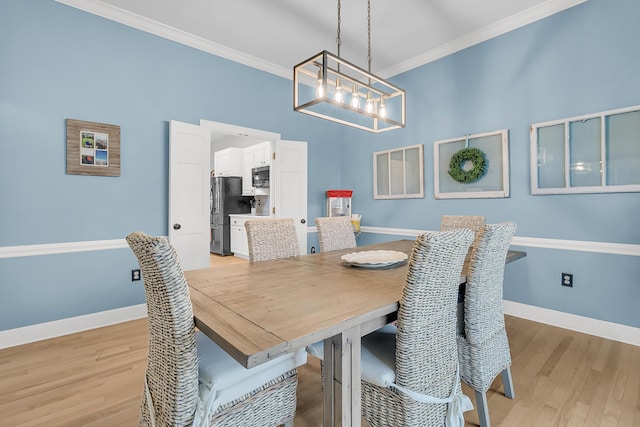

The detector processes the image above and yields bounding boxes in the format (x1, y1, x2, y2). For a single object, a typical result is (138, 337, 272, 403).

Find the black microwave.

(252, 165, 270, 188)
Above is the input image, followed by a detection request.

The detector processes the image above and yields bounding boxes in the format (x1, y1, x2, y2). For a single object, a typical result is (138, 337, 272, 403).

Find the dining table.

(185, 239, 526, 427)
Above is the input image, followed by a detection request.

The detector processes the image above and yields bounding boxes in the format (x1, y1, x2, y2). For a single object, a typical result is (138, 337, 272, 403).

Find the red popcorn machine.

(326, 190, 361, 232)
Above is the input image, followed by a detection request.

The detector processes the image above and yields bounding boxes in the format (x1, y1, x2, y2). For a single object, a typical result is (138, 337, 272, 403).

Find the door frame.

(199, 120, 281, 142)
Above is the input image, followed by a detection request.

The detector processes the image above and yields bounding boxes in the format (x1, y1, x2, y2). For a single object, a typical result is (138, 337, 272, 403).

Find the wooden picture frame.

(66, 119, 120, 177)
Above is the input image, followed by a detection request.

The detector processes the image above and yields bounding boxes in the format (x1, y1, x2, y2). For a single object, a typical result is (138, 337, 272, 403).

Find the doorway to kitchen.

(169, 119, 307, 270)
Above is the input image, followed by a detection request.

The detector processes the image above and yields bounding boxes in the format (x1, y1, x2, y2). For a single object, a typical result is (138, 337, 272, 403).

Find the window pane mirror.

(373, 144, 424, 199)
(530, 105, 640, 194)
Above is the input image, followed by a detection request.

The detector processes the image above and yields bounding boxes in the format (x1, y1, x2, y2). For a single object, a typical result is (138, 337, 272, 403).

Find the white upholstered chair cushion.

(306, 324, 397, 388)
(196, 331, 307, 408)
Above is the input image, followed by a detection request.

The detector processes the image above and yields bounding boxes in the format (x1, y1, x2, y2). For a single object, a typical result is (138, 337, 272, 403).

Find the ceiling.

(59, 0, 586, 78)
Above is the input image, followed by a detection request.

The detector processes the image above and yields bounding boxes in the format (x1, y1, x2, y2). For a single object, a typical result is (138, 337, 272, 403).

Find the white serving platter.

(341, 250, 408, 268)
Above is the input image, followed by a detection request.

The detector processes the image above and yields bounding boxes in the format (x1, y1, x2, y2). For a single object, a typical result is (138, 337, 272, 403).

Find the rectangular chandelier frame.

(294, 50, 406, 133)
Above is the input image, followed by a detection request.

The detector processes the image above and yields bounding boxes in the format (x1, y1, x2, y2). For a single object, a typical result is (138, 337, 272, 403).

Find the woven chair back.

(463, 222, 517, 346)
(395, 228, 474, 397)
(245, 218, 300, 262)
(126, 231, 199, 426)
(315, 216, 357, 252)
(440, 215, 485, 261)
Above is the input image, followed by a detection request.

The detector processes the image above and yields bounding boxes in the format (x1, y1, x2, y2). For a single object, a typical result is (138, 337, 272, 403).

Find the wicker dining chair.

(244, 218, 300, 262)
(457, 222, 517, 427)
(440, 215, 486, 335)
(440, 215, 486, 261)
(315, 216, 357, 252)
(358, 229, 476, 426)
(308, 229, 475, 426)
(127, 231, 304, 427)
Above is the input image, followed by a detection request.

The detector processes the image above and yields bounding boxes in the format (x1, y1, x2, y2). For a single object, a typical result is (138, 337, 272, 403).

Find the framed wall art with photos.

(66, 119, 120, 177)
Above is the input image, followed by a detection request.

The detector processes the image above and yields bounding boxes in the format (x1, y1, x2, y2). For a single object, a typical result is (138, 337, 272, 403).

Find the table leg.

(322, 326, 362, 427)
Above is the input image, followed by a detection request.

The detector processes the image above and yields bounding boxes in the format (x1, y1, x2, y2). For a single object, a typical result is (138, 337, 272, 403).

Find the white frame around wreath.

(433, 129, 510, 199)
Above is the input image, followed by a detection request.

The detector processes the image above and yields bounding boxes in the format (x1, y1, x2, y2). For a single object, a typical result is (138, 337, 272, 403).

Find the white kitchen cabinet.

(242, 142, 271, 195)
(214, 147, 242, 177)
(254, 141, 272, 166)
(229, 215, 249, 259)
(241, 147, 255, 196)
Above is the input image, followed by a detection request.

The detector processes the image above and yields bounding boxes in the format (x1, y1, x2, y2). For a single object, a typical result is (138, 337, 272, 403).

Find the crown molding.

(56, 0, 587, 80)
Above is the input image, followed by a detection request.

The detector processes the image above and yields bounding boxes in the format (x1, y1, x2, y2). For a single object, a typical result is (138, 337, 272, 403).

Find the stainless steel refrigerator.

(210, 176, 251, 255)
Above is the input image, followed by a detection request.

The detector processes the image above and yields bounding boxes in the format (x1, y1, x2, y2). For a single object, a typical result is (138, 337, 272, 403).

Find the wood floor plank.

(0, 315, 638, 426)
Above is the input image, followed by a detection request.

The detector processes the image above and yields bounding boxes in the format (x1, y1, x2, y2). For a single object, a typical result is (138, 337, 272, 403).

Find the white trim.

(379, 0, 588, 78)
(199, 119, 281, 141)
(0, 238, 130, 258)
(532, 104, 640, 129)
(510, 236, 639, 256)
(359, 225, 428, 237)
(55, 0, 587, 80)
(504, 300, 640, 347)
(2, 229, 638, 259)
(0, 304, 147, 350)
(355, 226, 640, 257)
(3, 296, 636, 350)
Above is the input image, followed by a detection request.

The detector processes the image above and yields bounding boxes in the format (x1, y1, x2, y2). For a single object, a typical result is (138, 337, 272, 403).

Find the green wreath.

(448, 147, 487, 184)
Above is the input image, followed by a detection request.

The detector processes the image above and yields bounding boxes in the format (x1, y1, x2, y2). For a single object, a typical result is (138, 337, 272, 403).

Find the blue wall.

(0, 0, 342, 329)
(1, 0, 638, 331)
(343, 0, 640, 327)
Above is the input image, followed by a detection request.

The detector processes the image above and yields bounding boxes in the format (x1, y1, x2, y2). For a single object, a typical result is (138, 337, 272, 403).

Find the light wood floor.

(1, 258, 638, 426)
(210, 253, 248, 267)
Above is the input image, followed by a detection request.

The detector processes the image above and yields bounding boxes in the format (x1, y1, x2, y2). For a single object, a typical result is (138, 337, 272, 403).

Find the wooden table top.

(185, 239, 526, 369)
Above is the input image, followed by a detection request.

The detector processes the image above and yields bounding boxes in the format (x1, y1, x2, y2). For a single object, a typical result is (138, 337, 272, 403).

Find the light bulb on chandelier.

(379, 97, 387, 118)
(334, 78, 344, 103)
(365, 92, 374, 114)
(315, 69, 324, 98)
(351, 85, 360, 109)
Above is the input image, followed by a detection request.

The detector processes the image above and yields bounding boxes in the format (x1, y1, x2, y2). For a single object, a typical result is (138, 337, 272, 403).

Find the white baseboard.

(2, 300, 636, 350)
(0, 304, 147, 349)
(504, 300, 640, 347)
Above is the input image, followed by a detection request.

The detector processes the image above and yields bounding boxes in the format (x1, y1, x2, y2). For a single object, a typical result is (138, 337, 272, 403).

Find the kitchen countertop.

(228, 214, 271, 219)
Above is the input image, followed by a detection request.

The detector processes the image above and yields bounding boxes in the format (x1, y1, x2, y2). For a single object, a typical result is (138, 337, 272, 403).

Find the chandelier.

(293, 0, 406, 133)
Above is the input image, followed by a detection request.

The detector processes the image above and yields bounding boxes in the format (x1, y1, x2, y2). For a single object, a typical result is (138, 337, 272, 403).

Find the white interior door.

(272, 140, 308, 253)
(169, 120, 211, 271)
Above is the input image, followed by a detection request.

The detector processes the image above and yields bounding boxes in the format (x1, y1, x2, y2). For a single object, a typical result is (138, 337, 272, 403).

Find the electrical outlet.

(132, 269, 141, 281)
(561, 272, 573, 287)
